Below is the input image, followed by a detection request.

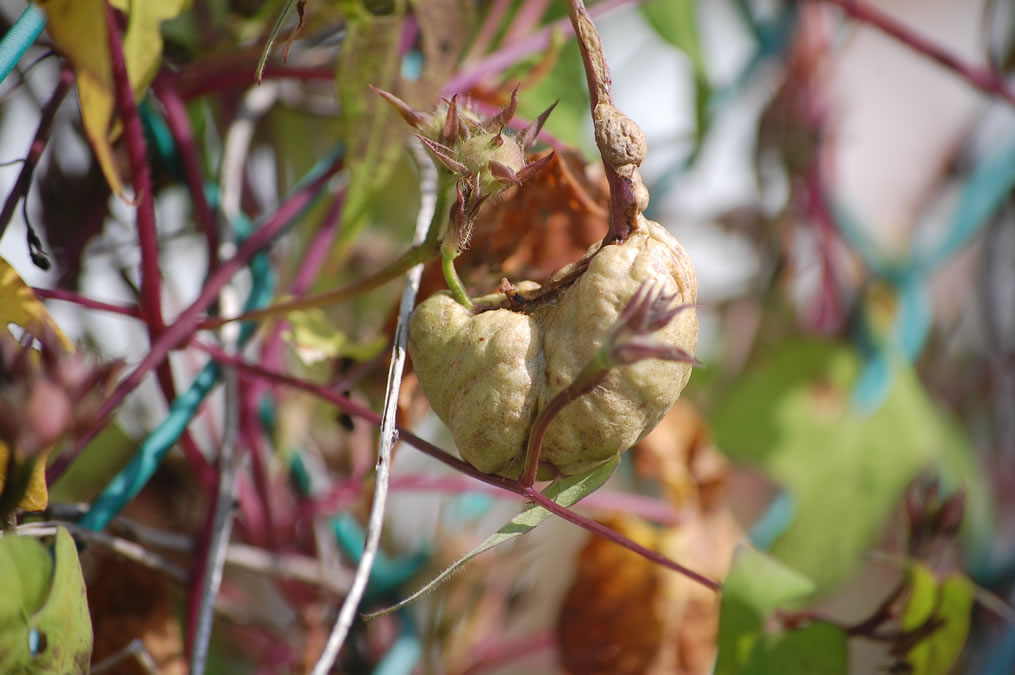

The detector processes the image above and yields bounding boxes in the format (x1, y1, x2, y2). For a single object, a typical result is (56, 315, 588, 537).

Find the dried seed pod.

(408, 216, 697, 478)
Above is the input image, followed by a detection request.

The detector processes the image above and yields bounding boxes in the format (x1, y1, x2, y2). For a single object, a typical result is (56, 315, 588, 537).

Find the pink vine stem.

(153, 71, 220, 277)
(442, 0, 638, 96)
(46, 151, 345, 483)
(106, 3, 163, 334)
(0, 67, 73, 241)
(814, 0, 1015, 108)
(235, 185, 347, 548)
(32, 287, 141, 318)
(178, 64, 333, 101)
(105, 4, 212, 481)
(194, 343, 721, 593)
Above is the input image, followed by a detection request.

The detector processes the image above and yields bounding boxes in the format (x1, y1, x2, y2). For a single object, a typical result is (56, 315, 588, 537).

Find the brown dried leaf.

(436, 148, 607, 296)
(558, 515, 667, 675)
(650, 508, 741, 675)
(86, 551, 185, 674)
(633, 400, 732, 512)
(558, 400, 743, 675)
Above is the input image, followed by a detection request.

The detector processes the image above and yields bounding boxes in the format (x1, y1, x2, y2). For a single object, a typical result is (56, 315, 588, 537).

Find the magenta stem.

(153, 72, 220, 277)
(106, 3, 164, 333)
(815, 0, 1015, 108)
(463, 0, 512, 63)
(195, 344, 720, 592)
(520, 369, 606, 487)
(185, 470, 220, 657)
(503, 0, 553, 46)
(0, 67, 73, 241)
(302, 473, 680, 525)
(521, 486, 721, 591)
(33, 287, 141, 318)
(178, 64, 333, 101)
(260, 188, 344, 374)
(241, 382, 277, 549)
(105, 5, 217, 478)
(46, 153, 344, 483)
(442, 0, 638, 96)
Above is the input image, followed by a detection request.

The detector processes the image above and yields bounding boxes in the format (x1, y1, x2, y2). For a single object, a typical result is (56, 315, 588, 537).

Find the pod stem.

(519, 364, 608, 488)
(441, 254, 474, 310)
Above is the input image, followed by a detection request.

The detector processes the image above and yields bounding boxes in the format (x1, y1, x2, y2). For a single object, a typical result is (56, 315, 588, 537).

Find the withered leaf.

(558, 515, 666, 675)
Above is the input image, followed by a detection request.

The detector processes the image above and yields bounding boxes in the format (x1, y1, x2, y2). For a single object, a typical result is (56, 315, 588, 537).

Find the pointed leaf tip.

(416, 135, 469, 175)
(371, 85, 426, 128)
(516, 151, 555, 183)
(520, 101, 559, 149)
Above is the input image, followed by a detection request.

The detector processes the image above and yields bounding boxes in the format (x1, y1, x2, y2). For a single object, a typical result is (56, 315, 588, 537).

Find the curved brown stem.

(520, 369, 606, 487)
(566, 0, 648, 243)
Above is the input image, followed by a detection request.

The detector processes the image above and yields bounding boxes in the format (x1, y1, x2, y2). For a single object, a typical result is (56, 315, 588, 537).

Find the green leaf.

(365, 456, 619, 618)
(640, 0, 711, 147)
(48, 423, 137, 504)
(110, 0, 192, 95)
(715, 545, 818, 675)
(0, 533, 54, 631)
(516, 37, 592, 153)
(742, 622, 848, 675)
(335, 1, 411, 246)
(641, 0, 705, 71)
(901, 563, 974, 675)
(282, 308, 388, 364)
(0, 528, 92, 673)
(711, 340, 984, 590)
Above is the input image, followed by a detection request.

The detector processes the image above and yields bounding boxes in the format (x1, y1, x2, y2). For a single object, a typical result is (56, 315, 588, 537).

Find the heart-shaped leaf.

(0, 527, 92, 673)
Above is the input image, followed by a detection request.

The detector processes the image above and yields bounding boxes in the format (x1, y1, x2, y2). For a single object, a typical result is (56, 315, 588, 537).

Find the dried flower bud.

(374, 85, 556, 201)
(0, 327, 122, 459)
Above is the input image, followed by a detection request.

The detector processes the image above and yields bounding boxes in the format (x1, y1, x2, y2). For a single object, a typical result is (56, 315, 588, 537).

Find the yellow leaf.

(37, 0, 125, 198)
(0, 255, 72, 350)
(282, 308, 388, 364)
(114, 0, 193, 95)
(0, 441, 51, 512)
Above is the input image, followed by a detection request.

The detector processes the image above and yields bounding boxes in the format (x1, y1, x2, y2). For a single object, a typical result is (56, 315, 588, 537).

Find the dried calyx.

(373, 85, 556, 227)
(374, 86, 558, 309)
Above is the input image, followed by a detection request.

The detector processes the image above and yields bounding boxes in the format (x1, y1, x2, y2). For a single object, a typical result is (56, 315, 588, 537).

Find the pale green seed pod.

(408, 217, 698, 478)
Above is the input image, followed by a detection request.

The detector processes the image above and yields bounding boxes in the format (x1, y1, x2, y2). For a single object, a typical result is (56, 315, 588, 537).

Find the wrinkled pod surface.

(408, 216, 698, 478)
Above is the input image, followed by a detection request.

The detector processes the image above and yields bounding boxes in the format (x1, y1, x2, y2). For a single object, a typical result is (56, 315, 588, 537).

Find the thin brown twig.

(567, 0, 647, 243)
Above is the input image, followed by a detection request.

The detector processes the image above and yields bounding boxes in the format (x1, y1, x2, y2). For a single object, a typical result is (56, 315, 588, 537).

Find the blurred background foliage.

(1, 0, 1014, 673)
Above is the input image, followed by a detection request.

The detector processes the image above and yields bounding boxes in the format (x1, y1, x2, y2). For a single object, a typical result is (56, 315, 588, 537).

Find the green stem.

(203, 175, 455, 329)
(441, 254, 474, 309)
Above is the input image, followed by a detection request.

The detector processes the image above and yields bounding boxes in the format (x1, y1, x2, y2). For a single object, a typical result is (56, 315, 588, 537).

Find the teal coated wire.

(0, 5, 46, 85)
(371, 634, 422, 675)
(331, 514, 430, 600)
(79, 146, 343, 532)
